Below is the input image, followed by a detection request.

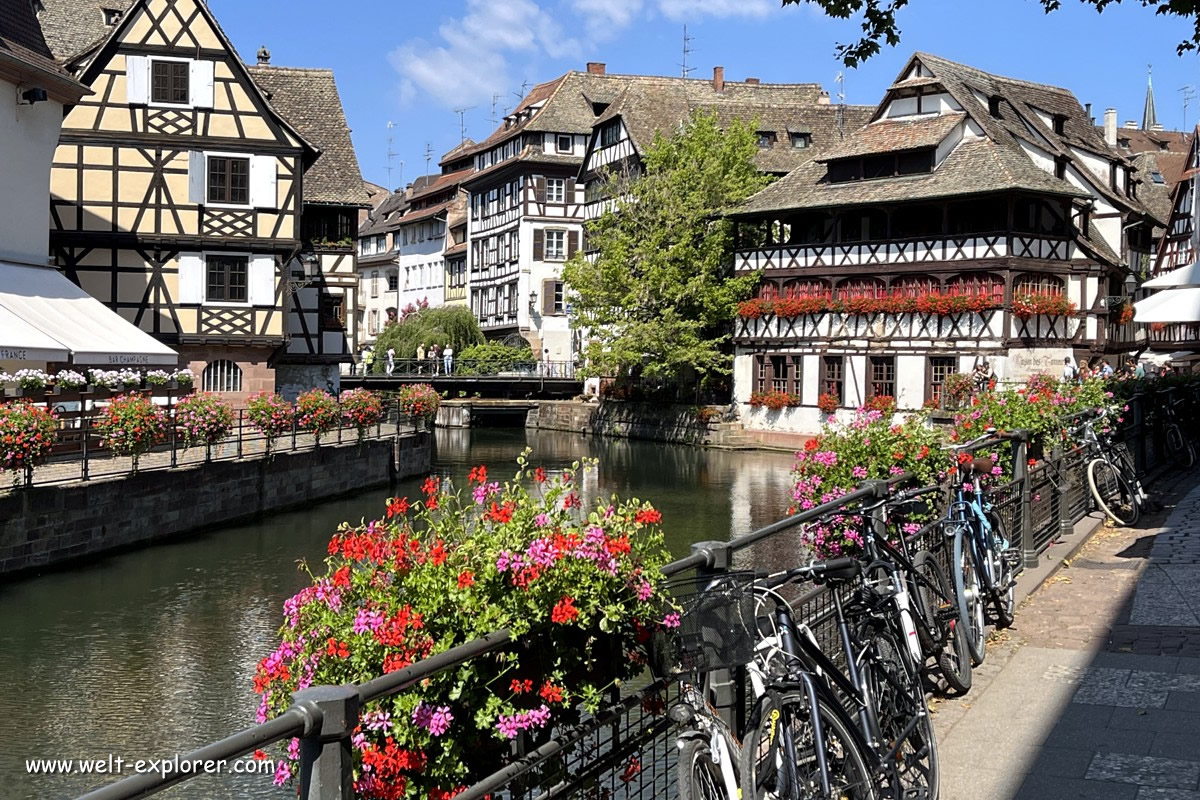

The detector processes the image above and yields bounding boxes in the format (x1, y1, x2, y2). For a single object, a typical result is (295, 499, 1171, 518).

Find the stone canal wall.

(528, 400, 725, 446)
(0, 433, 433, 577)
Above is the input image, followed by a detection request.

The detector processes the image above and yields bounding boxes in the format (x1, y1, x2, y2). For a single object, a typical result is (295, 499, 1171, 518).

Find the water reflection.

(0, 428, 796, 799)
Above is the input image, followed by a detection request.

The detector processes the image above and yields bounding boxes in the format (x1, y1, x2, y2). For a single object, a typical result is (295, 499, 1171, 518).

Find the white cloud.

(390, 40, 511, 109)
(571, 0, 645, 38)
(655, 0, 771, 20)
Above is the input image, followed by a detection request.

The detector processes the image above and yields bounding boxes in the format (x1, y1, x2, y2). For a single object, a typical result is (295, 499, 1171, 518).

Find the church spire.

(1143, 64, 1159, 130)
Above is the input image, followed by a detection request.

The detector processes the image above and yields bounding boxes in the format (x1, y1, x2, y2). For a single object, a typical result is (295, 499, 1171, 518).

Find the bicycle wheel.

(861, 623, 939, 800)
(912, 550, 972, 695)
(985, 511, 1016, 629)
(951, 522, 987, 666)
(740, 692, 877, 800)
(678, 738, 730, 800)
(1186, 440, 1198, 470)
(1087, 458, 1140, 527)
(1167, 425, 1193, 468)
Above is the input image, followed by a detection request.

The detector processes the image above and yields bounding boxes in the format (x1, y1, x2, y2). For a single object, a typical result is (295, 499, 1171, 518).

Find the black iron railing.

(71, 392, 1193, 800)
(353, 359, 579, 379)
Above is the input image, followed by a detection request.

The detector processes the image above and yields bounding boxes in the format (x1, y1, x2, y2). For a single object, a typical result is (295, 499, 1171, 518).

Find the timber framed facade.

(40, 0, 366, 400)
(729, 52, 1160, 435)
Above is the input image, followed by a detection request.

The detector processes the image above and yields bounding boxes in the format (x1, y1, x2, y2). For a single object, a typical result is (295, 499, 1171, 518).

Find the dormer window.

(827, 149, 933, 183)
(1158, 141, 1170, 152)
(756, 131, 777, 148)
(790, 132, 812, 149)
(987, 95, 1001, 118)
(1117, 137, 1130, 148)
(102, 7, 121, 25)
(1052, 114, 1067, 135)
(1054, 155, 1068, 180)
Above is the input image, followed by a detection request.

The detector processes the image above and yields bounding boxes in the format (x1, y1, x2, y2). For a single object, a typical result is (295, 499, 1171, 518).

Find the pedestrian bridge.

(343, 359, 582, 399)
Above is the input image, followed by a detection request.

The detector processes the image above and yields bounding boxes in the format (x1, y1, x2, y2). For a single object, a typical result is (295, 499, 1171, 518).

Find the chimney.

(745, 77, 760, 85)
(1103, 108, 1117, 146)
(1084, 102, 1092, 122)
(712, 66, 724, 93)
(818, 90, 831, 105)
(586, 62, 605, 75)
(256, 45, 271, 65)
(1124, 120, 1138, 129)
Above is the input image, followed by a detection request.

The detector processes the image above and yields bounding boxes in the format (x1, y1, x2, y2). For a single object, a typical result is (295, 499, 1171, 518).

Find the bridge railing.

(356, 359, 579, 379)
(72, 392, 1192, 800)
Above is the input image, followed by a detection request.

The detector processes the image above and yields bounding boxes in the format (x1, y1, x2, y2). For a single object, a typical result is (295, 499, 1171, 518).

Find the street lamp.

(1124, 271, 1139, 299)
(528, 290, 537, 311)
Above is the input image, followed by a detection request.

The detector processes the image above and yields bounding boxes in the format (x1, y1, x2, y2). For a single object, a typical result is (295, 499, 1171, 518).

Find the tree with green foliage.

(561, 109, 770, 385)
(456, 341, 535, 375)
(371, 306, 484, 371)
(787, 0, 1200, 65)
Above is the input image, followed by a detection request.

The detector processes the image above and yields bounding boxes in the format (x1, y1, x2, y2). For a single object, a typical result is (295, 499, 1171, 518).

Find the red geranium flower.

(634, 508, 662, 525)
(510, 678, 533, 694)
(533, 467, 547, 483)
(387, 496, 410, 517)
(467, 465, 487, 485)
(539, 681, 564, 704)
(457, 569, 474, 589)
(422, 477, 440, 496)
(550, 596, 579, 624)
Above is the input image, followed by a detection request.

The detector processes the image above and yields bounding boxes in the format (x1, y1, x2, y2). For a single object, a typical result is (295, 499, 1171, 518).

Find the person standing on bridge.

(430, 344, 440, 376)
(363, 346, 375, 375)
(386, 347, 395, 376)
(444, 345, 453, 375)
(416, 343, 426, 374)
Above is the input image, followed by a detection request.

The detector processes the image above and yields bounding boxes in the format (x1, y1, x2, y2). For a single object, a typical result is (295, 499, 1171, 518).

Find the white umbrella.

(1168, 351, 1200, 361)
(1134, 287, 1200, 322)
(1143, 262, 1200, 288)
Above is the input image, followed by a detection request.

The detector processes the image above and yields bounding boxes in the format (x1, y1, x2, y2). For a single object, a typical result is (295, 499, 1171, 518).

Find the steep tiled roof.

(248, 65, 368, 206)
(1130, 151, 1174, 225)
(818, 113, 964, 161)
(36, 0, 132, 62)
(463, 149, 581, 187)
(1, 0, 88, 97)
(736, 52, 1143, 222)
(438, 138, 477, 167)
(408, 167, 471, 203)
(1107, 127, 1193, 189)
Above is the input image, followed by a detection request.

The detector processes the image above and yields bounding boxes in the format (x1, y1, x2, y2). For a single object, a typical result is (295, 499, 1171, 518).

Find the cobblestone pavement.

(934, 468, 1200, 800)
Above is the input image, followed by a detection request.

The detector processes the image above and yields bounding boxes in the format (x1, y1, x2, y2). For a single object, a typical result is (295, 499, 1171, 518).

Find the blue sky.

(210, 0, 1200, 189)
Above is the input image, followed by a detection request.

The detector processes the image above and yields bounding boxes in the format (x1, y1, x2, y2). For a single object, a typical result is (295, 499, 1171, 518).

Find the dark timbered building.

(729, 53, 1159, 434)
(39, 0, 365, 401)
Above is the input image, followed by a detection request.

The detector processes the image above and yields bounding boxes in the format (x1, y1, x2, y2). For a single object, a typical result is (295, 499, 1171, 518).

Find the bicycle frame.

(677, 682, 742, 800)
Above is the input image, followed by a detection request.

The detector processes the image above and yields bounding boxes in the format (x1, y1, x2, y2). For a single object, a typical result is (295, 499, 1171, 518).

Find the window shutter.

(567, 230, 579, 258)
(249, 255, 277, 306)
(250, 156, 278, 208)
(187, 151, 206, 204)
(126, 55, 149, 104)
(189, 60, 215, 107)
(542, 280, 556, 316)
(532, 229, 544, 261)
(177, 253, 203, 303)
(535, 177, 546, 203)
(565, 178, 576, 204)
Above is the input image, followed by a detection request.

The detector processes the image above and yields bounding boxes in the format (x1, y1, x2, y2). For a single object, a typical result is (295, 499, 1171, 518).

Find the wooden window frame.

(927, 356, 956, 405)
(544, 229, 567, 261)
(207, 155, 250, 205)
(546, 178, 566, 204)
(600, 121, 621, 148)
(556, 134, 573, 153)
(151, 59, 189, 105)
(868, 355, 896, 399)
(206, 255, 248, 303)
(821, 355, 845, 404)
(320, 294, 345, 331)
(789, 132, 811, 149)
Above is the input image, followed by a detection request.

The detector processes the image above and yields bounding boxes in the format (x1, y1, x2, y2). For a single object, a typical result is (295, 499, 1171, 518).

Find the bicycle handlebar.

(944, 429, 998, 451)
(756, 557, 862, 591)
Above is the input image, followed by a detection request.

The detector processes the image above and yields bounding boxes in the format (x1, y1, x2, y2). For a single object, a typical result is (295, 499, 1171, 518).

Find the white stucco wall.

(1, 76, 64, 264)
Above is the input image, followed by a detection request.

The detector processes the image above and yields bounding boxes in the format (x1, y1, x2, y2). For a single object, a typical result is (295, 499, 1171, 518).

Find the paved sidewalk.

(934, 472, 1200, 800)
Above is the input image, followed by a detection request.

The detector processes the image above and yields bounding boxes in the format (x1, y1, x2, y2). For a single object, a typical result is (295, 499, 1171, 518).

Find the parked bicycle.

(943, 433, 1019, 666)
(1161, 395, 1196, 469)
(1070, 414, 1143, 527)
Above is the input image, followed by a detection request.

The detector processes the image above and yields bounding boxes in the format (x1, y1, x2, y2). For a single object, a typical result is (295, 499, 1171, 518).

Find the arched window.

(835, 277, 886, 300)
(757, 281, 780, 301)
(1014, 273, 1065, 295)
(202, 360, 243, 393)
(890, 275, 940, 297)
(947, 273, 1004, 304)
(781, 279, 832, 298)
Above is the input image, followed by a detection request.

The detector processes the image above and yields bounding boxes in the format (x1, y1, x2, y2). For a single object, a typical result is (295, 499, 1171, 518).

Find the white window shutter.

(126, 55, 149, 104)
(189, 60, 215, 108)
(177, 253, 203, 304)
(249, 255, 276, 306)
(187, 151, 206, 204)
(250, 156, 277, 208)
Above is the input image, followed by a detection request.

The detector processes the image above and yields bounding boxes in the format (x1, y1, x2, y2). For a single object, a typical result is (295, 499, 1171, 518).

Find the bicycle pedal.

(1002, 549, 1022, 569)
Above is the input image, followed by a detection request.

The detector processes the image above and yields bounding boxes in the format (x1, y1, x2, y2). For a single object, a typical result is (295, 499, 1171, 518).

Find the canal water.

(0, 427, 797, 800)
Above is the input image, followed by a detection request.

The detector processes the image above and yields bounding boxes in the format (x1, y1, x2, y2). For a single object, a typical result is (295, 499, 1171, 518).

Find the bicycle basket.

(648, 572, 759, 678)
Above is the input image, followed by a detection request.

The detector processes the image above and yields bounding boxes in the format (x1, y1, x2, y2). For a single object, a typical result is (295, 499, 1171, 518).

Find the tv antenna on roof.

(452, 107, 475, 144)
(835, 72, 846, 138)
(680, 25, 695, 78)
(386, 121, 397, 188)
(490, 93, 502, 125)
(1181, 85, 1197, 131)
(424, 142, 434, 176)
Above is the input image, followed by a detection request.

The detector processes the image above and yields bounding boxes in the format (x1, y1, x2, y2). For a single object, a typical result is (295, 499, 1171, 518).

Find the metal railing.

(72, 394, 1193, 800)
(4, 397, 418, 491)
(354, 358, 579, 379)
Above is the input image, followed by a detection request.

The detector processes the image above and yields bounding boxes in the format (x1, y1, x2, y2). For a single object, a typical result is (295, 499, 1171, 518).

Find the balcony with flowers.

(1008, 274, 1080, 340)
(734, 275, 1005, 343)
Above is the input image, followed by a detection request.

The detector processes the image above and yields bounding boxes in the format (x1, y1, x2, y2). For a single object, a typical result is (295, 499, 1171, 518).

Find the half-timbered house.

(38, 0, 365, 401)
(728, 53, 1159, 435)
(1146, 128, 1200, 353)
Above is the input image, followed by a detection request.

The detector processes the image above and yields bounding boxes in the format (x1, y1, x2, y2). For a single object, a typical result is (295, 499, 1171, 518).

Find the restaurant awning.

(1143, 262, 1200, 289)
(1133, 287, 1200, 324)
(0, 261, 178, 366)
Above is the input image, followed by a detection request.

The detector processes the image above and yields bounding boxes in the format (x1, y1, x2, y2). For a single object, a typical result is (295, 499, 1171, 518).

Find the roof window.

(790, 132, 812, 149)
(102, 7, 122, 25)
(1151, 171, 1166, 184)
(756, 131, 777, 148)
(987, 95, 1002, 118)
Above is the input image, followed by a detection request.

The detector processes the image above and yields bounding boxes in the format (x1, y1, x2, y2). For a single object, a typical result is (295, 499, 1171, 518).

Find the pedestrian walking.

(443, 345, 454, 375)
(416, 343, 426, 374)
(386, 347, 395, 376)
(364, 346, 376, 375)
(1061, 356, 1078, 383)
(430, 344, 440, 376)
